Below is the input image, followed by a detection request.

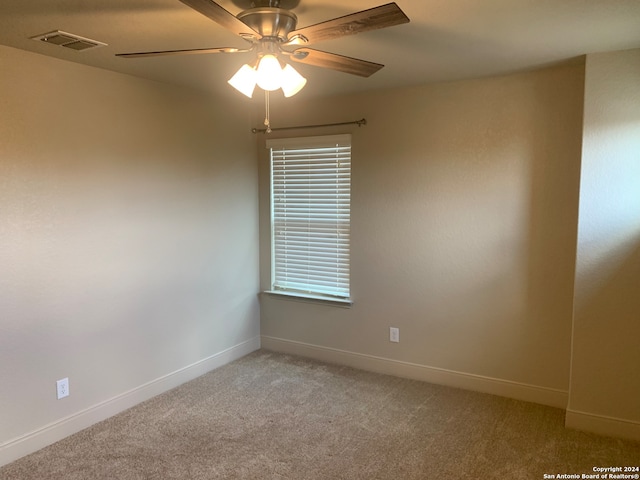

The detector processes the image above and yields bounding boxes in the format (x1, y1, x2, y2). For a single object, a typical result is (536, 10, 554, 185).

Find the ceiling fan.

(116, 0, 410, 98)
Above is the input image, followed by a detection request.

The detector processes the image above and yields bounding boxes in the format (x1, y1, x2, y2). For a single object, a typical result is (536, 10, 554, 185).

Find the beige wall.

(3, 38, 636, 458)
(259, 63, 584, 398)
(567, 48, 640, 438)
(0, 45, 260, 458)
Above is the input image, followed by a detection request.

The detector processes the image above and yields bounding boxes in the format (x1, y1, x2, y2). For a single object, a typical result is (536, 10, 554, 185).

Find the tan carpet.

(1, 350, 638, 479)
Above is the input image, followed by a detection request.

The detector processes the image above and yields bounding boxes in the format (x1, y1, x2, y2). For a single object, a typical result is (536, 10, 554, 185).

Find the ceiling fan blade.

(116, 47, 249, 58)
(289, 48, 384, 77)
(178, 0, 260, 39)
(288, 2, 409, 45)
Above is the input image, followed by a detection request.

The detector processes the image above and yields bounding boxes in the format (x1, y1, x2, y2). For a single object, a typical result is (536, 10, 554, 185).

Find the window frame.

(266, 134, 352, 305)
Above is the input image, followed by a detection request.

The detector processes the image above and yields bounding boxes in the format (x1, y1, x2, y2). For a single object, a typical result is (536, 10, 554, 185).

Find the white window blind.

(268, 134, 351, 300)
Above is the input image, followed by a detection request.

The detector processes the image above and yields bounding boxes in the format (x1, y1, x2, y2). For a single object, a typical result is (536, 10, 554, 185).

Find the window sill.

(262, 290, 353, 308)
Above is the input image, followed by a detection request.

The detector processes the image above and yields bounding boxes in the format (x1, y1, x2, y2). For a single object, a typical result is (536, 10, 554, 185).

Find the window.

(267, 134, 351, 303)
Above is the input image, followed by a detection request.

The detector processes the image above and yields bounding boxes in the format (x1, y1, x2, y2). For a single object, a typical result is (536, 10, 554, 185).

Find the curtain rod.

(252, 118, 366, 134)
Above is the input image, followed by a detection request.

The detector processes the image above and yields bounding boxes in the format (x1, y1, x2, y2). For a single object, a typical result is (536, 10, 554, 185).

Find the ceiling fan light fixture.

(228, 64, 257, 98)
(280, 63, 306, 97)
(256, 54, 283, 91)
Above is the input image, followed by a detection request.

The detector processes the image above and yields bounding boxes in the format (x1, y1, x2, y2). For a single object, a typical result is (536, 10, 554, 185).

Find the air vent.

(31, 30, 107, 52)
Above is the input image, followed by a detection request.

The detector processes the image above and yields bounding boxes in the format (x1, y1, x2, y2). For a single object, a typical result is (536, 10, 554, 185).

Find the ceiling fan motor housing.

(237, 8, 297, 41)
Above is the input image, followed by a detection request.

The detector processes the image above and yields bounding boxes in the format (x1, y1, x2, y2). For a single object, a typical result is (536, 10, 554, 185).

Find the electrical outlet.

(56, 378, 69, 399)
(390, 327, 400, 343)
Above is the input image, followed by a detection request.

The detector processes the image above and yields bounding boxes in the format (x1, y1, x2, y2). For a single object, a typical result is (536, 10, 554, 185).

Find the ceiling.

(1, 0, 640, 100)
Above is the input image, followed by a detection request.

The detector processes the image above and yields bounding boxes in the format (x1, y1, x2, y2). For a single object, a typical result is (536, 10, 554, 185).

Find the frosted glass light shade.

(229, 57, 307, 97)
(256, 55, 282, 91)
(228, 64, 257, 98)
(280, 64, 307, 97)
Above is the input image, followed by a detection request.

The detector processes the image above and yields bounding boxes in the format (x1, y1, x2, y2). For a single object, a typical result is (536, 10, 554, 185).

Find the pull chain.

(264, 90, 272, 134)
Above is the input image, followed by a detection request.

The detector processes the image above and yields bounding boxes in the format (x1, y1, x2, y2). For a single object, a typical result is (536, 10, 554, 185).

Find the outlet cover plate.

(56, 377, 69, 399)
(390, 327, 400, 343)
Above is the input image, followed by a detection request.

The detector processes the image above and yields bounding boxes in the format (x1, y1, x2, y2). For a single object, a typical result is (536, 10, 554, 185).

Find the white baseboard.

(0, 336, 261, 468)
(565, 409, 640, 442)
(261, 335, 568, 409)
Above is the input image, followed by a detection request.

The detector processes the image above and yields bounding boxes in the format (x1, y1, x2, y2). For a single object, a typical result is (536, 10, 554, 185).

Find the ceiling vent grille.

(31, 30, 107, 52)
